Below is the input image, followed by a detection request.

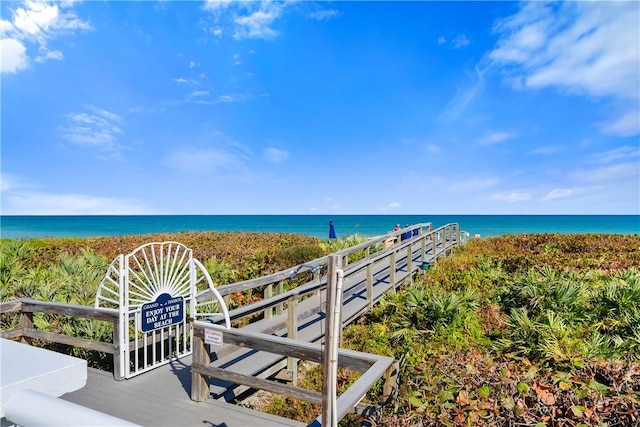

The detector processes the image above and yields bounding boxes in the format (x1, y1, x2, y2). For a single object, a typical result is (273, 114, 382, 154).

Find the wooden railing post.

(287, 294, 299, 385)
(432, 229, 437, 258)
(406, 245, 412, 276)
(276, 280, 284, 315)
(389, 252, 396, 289)
(191, 326, 211, 402)
(420, 230, 426, 260)
(366, 264, 373, 310)
(18, 310, 33, 345)
(264, 284, 273, 319)
(311, 271, 320, 297)
(383, 360, 400, 402)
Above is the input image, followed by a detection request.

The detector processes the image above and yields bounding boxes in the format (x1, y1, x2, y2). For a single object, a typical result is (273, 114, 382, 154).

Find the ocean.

(1, 215, 638, 240)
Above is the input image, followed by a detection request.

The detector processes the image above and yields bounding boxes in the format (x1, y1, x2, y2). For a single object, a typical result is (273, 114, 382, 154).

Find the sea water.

(1, 215, 638, 240)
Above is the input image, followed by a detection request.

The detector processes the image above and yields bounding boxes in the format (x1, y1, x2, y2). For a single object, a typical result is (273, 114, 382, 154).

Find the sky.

(1, 0, 639, 215)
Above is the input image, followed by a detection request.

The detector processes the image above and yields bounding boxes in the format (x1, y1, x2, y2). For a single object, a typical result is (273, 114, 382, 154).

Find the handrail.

(0, 298, 124, 380)
(191, 320, 397, 426)
(204, 222, 460, 327)
(204, 222, 434, 298)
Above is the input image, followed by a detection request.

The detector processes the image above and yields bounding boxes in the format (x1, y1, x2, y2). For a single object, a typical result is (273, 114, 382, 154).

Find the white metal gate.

(95, 242, 230, 379)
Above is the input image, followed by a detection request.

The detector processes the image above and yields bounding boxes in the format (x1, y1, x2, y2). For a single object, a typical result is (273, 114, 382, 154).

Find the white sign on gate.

(205, 329, 224, 347)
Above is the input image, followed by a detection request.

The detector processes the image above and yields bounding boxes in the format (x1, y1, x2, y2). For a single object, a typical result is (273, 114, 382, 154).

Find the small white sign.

(204, 329, 223, 346)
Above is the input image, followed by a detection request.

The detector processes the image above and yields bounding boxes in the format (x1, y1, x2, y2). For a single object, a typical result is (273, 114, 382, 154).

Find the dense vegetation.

(344, 234, 640, 426)
(1, 232, 639, 426)
(0, 231, 327, 365)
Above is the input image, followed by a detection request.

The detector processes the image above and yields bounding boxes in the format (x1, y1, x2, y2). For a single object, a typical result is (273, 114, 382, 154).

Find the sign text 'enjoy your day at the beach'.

(140, 294, 184, 332)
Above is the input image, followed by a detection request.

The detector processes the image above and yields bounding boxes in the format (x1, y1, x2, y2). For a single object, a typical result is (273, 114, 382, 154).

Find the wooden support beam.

(191, 331, 211, 402)
(192, 325, 375, 372)
(366, 264, 373, 310)
(19, 311, 33, 345)
(22, 329, 118, 354)
(383, 360, 400, 402)
(193, 363, 323, 405)
(20, 299, 119, 322)
(275, 280, 284, 315)
(389, 252, 396, 287)
(287, 294, 299, 385)
(264, 284, 273, 319)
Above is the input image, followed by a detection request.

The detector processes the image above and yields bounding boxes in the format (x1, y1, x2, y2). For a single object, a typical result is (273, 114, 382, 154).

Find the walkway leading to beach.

(4, 223, 465, 426)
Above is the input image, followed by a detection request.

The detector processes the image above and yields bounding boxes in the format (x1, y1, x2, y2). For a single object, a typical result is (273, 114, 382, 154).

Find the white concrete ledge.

(0, 339, 87, 418)
(4, 389, 139, 427)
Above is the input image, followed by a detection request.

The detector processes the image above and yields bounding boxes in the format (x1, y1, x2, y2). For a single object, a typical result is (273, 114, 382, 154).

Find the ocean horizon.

(1, 215, 638, 241)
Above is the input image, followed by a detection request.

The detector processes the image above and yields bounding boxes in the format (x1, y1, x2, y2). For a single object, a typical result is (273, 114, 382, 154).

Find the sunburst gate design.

(95, 242, 230, 378)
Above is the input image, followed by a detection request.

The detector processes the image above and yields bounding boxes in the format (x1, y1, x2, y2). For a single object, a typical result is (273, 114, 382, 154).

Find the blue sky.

(1, 0, 639, 215)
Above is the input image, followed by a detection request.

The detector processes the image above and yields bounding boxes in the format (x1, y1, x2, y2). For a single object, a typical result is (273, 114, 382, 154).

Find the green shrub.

(274, 244, 324, 268)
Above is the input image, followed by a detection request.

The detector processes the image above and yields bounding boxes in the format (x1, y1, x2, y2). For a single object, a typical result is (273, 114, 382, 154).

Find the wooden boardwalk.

(3, 223, 465, 426)
(207, 234, 431, 400)
(62, 360, 306, 427)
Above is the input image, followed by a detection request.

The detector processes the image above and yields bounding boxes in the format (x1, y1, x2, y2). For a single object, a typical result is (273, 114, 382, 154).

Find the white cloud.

(530, 145, 562, 155)
(217, 93, 250, 103)
(165, 147, 246, 174)
(491, 191, 531, 203)
(542, 188, 572, 201)
(0, 172, 27, 192)
(437, 36, 446, 45)
(172, 77, 198, 85)
(203, 0, 234, 11)
(263, 147, 289, 164)
(309, 9, 339, 21)
(203, 0, 286, 41)
(0, 38, 28, 73)
(1, 0, 91, 72)
(451, 34, 470, 49)
(59, 107, 124, 154)
(590, 145, 640, 164)
(477, 131, 514, 146)
(490, 1, 640, 137)
(234, 8, 280, 40)
(440, 66, 485, 123)
(189, 90, 210, 97)
(0, 19, 15, 35)
(233, 53, 241, 65)
(598, 109, 640, 138)
(3, 191, 154, 215)
(1, 172, 153, 214)
(388, 201, 401, 209)
(571, 162, 639, 185)
(35, 49, 63, 62)
(448, 177, 500, 192)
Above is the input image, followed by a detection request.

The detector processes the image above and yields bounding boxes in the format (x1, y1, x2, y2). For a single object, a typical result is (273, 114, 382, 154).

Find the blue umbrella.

(328, 220, 336, 239)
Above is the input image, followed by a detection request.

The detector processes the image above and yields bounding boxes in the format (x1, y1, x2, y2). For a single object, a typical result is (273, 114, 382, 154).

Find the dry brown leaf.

(533, 383, 556, 405)
(456, 390, 470, 406)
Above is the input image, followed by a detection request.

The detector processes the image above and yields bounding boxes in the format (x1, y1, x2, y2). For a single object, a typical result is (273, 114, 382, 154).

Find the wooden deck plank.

(62, 365, 305, 427)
